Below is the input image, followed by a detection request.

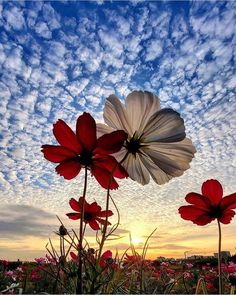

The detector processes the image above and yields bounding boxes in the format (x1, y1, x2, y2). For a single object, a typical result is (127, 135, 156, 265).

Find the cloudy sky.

(0, 0, 236, 261)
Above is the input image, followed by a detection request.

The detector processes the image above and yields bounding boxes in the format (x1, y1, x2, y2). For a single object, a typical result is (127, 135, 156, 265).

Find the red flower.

(41, 112, 128, 189)
(66, 197, 113, 230)
(100, 250, 113, 269)
(179, 179, 236, 225)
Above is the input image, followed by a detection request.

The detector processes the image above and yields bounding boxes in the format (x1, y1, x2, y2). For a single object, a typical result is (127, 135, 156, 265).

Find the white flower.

(97, 90, 196, 185)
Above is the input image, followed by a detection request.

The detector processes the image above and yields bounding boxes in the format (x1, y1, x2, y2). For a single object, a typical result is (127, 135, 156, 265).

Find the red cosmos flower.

(179, 179, 236, 225)
(100, 250, 113, 269)
(41, 112, 128, 189)
(66, 197, 113, 230)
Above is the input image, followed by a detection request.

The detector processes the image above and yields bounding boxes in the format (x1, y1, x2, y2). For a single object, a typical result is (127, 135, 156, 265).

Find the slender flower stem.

(98, 152, 129, 261)
(76, 167, 88, 294)
(217, 219, 222, 295)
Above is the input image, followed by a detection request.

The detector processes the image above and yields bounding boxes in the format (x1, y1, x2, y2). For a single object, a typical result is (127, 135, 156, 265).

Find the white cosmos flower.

(97, 91, 196, 185)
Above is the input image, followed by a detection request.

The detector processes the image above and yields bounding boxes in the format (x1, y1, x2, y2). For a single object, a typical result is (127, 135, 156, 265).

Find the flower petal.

(202, 179, 223, 205)
(142, 108, 186, 143)
(178, 205, 208, 221)
(192, 215, 215, 226)
(101, 250, 112, 260)
(125, 91, 161, 135)
(41, 145, 77, 163)
(96, 218, 111, 225)
(185, 193, 211, 209)
(94, 155, 128, 179)
(98, 210, 113, 217)
(89, 220, 100, 230)
(96, 123, 114, 138)
(53, 119, 81, 153)
(76, 112, 97, 152)
(103, 95, 133, 135)
(91, 165, 119, 190)
(122, 153, 150, 185)
(88, 202, 101, 214)
(219, 210, 235, 224)
(142, 138, 196, 177)
(138, 152, 172, 185)
(69, 198, 81, 212)
(56, 161, 81, 180)
(219, 193, 236, 211)
(95, 130, 128, 155)
(66, 213, 81, 220)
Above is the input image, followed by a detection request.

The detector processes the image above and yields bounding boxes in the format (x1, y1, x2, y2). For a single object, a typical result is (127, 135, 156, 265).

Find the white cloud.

(35, 21, 52, 39)
(3, 6, 25, 30)
(145, 40, 163, 61)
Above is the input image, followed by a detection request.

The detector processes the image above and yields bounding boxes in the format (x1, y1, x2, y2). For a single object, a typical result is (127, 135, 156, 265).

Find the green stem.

(217, 219, 222, 294)
(76, 167, 88, 294)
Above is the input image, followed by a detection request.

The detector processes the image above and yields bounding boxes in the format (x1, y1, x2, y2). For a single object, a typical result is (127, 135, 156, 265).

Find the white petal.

(125, 91, 161, 135)
(142, 138, 196, 176)
(123, 153, 150, 185)
(96, 123, 114, 138)
(139, 153, 173, 185)
(103, 95, 133, 135)
(142, 108, 186, 142)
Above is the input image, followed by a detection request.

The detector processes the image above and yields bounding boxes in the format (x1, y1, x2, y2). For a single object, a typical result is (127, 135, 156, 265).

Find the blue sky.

(0, 0, 236, 260)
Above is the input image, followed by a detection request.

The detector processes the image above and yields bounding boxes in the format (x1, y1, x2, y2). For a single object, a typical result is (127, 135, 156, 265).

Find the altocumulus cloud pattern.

(0, 1, 235, 247)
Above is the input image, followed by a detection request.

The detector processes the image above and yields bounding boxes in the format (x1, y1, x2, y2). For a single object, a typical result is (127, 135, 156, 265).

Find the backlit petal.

(202, 179, 223, 205)
(103, 95, 133, 135)
(139, 152, 173, 185)
(88, 202, 101, 214)
(66, 213, 81, 220)
(219, 210, 235, 224)
(96, 218, 111, 225)
(96, 123, 114, 138)
(185, 193, 211, 209)
(122, 153, 150, 185)
(219, 193, 236, 210)
(91, 165, 119, 190)
(41, 145, 77, 163)
(98, 210, 113, 217)
(89, 220, 100, 230)
(95, 130, 127, 155)
(76, 112, 97, 152)
(192, 215, 215, 226)
(125, 91, 161, 134)
(94, 155, 128, 179)
(69, 198, 81, 212)
(56, 161, 81, 180)
(179, 205, 208, 221)
(53, 119, 81, 153)
(142, 108, 186, 143)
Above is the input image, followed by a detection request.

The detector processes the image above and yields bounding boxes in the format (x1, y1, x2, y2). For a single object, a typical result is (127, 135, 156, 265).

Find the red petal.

(98, 210, 113, 217)
(95, 130, 127, 155)
(76, 112, 97, 152)
(219, 210, 235, 224)
(185, 193, 211, 209)
(202, 179, 223, 205)
(91, 165, 119, 190)
(89, 220, 100, 230)
(96, 218, 111, 225)
(192, 215, 215, 226)
(94, 155, 128, 179)
(88, 202, 101, 214)
(69, 198, 81, 212)
(220, 193, 236, 211)
(70, 252, 78, 261)
(53, 119, 81, 153)
(41, 145, 76, 163)
(178, 205, 208, 221)
(66, 213, 81, 220)
(101, 250, 112, 260)
(56, 161, 81, 180)
(78, 197, 89, 211)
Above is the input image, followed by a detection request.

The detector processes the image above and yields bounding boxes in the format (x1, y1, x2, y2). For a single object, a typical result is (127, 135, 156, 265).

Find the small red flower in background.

(179, 179, 236, 225)
(42, 112, 128, 189)
(66, 197, 113, 230)
(100, 250, 113, 269)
